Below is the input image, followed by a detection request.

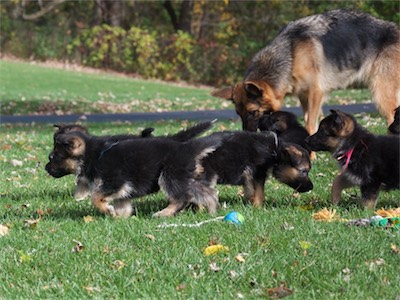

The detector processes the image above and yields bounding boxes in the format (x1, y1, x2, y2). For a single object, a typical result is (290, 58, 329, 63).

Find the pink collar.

(337, 147, 355, 170)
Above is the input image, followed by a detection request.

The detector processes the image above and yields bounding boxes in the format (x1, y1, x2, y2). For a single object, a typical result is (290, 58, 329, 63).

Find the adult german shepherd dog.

(213, 9, 400, 134)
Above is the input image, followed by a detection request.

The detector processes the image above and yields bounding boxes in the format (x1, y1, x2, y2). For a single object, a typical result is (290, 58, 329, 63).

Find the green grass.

(1, 118, 399, 299)
(0, 59, 398, 299)
(0, 60, 372, 116)
(0, 60, 222, 115)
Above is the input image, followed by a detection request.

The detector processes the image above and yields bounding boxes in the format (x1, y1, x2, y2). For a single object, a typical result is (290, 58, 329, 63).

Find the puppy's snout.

(297, 180, 313, 193)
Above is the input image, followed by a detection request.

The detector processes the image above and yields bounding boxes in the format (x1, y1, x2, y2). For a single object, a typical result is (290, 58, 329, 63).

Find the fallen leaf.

(235, 254, 245, 263)
(229, 270, 238, 279)
(298, 203, 314, 211)
(342, 268, 351, 283)
(282, 222, 294, 230)
(299, 241, 311, 250)
(10, 159, 23, 167)
(312, 208, 347, 222)
(267, 283, 293, 299)
(71, 239, 84, 253)
(18, 250, 31, 263)
(292, 192, 300, 199)
(111, 260, 126, 270)
(145, 234, 155, 241)
(23, 218, 40, 229)
(0, 224, 10, 236)
(84, 286, 100, 293)
(366, 258, 385, 271)
(375, 208, 400, 218)
(203, 244, 229, 256)
(391, 244, 400, 254)
(209, 262, 220, 272)
(83, 215, 94, 223)
(176, 282, 186, 291)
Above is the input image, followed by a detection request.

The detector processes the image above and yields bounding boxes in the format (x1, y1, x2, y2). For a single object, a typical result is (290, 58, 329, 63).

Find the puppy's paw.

(152, 208, 175, 218)
(74, 192, 90, 201)
(113, 199, 133, 218)
(106, 204, 117, 217)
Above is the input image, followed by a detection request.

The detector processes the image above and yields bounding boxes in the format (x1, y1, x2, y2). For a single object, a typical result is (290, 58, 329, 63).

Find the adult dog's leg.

(370, 43, 400, 125)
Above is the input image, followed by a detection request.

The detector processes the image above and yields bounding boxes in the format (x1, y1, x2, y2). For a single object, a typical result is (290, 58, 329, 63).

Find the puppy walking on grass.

(47, 123, 313, 217)
(306, 110, 400, 209)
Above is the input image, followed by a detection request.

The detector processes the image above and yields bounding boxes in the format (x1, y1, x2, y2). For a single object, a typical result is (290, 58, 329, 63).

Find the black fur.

(46, 125, 313, 217)
(388, 106, 400, 135)
(305, 109, 400, 209)
(157, 131, 313, 214)
(46, 122, 214, 202)
(258, 111, 310, 151)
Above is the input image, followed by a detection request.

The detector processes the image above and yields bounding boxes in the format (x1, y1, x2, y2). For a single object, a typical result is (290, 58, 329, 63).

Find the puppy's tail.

(170, 120, 216, 142)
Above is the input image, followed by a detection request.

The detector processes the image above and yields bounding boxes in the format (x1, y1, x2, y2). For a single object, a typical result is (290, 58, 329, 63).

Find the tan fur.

(70, 136, 86, 156)
(331, 173, 356, 205)
(213, 33, 400, 136)
(152, 201, 185, 217)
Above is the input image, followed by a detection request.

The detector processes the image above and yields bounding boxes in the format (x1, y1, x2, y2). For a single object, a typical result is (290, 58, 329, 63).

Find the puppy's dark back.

(258, 111, 309, 151)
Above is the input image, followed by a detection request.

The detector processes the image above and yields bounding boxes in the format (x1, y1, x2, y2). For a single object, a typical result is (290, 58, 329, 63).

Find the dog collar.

(337, 147, 354, 170)
(99, 141, 119, 160)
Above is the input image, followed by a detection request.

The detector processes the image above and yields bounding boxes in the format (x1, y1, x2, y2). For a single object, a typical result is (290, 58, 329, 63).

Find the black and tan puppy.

(258, 111, 310, 151)
(48, 124, 154, 201)
(47, 124, 313, 218)
(52, 123, 155, 141)
(154, 131, 313, 216)
(305, 109, 400, 209)
(46, 122, 214, 202)
(46, 124, 221, 218)
(388, 107, 400, 135)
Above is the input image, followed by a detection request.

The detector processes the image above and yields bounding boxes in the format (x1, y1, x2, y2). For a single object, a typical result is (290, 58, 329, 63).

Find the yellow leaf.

(18, 250, 31, 263)
(391, 244, 400, 254)
(312, 208, 347, 222)
(299, 241, 311, 250)
(23, 218, 40, 229)
(203, 244, 229, 256)
(83, 215, 94, 223)
(111, 260, 126, 270)
(375, 208, 400, 218)
(235, 254, 245, 263)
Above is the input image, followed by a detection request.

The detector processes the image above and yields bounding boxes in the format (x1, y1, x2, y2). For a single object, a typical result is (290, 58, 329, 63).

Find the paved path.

(1, 103, 376, 124)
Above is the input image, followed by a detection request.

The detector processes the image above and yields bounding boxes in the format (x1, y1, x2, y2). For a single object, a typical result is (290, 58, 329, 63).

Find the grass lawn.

(0, 59, 372, 116)
(0, 60, 399, 299)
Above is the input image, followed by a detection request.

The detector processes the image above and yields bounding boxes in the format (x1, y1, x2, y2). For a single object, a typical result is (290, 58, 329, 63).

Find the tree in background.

(1, 0, 398, 85)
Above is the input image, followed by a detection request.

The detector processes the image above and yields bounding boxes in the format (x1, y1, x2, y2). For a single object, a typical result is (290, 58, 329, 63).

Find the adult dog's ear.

(57, 134, 86, 157)
(211, 86, 234, 102)
(244, 81, 263, 99)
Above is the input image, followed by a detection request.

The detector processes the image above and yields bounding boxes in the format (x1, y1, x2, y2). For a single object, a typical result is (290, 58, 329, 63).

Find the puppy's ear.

(53, 124, 66, 131)
(57, 135, 86, 156)
(141, 128, 154, 137)
(212, 87, 234, 102)
(280, 143, 304, 165)
(330, 110, 354, 136)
